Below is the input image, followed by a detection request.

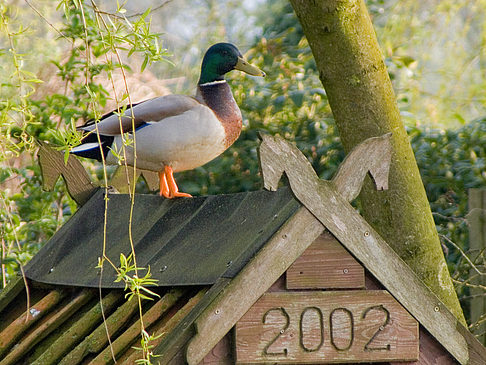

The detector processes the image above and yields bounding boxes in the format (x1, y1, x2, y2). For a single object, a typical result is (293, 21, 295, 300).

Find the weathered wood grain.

(0, 289, 93, 365)
(258, 134, 482, 364)
(62, 291, 141, 365)
(86, 289, 184, 365)
(153, 280, 229, 365)
(468, 188, 486, 345)
(39, 291, 123, 365)
(120, 288, 207, 365)
(287, 232, 365, 289)
(235, 291, 418, 364)
(331, 133, 392, 202)
(0, 289, 66, 358)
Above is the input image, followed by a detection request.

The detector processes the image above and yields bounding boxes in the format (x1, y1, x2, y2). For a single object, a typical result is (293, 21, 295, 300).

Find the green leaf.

(141, 56, 148, 72)
(64, 149, 70, 165)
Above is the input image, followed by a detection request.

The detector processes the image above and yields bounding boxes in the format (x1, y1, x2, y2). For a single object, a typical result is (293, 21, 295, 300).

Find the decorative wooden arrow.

(38, 142, 98, 205)
(37, 142, 159, 204)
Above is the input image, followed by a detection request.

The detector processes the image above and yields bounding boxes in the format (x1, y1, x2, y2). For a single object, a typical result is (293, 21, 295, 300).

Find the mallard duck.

(71, 43, 265, 198)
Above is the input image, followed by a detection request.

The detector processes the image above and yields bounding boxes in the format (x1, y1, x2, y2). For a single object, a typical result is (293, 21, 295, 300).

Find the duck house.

(0, 134, 485, 364)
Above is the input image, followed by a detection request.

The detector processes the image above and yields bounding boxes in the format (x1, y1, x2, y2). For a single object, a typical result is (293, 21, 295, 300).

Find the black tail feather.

(71, 133, 115, 162)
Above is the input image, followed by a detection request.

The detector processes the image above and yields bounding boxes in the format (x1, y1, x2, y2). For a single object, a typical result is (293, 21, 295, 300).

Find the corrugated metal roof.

(25, 188, 299, 288)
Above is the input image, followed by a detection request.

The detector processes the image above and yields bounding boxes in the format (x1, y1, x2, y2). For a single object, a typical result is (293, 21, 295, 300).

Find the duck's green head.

(198, 43, 265, 85)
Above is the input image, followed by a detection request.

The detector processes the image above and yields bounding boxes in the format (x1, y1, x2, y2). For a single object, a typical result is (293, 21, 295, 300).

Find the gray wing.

(80, 94, 201, 136)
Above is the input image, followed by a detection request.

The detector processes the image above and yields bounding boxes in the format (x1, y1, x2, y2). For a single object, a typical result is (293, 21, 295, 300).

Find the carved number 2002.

(262, 305, 391, 356)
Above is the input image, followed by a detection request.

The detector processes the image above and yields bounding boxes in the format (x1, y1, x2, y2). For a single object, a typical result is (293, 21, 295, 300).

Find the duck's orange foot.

(170, 191, 192, 198)
(158, 166, 192, 199)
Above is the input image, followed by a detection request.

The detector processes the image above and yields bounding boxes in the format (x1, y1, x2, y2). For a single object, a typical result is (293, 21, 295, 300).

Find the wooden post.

(469, 189, 486, 345)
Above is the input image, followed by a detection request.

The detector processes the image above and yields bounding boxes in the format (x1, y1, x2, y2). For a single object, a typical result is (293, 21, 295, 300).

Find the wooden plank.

(393, 326, 457, 365)
(151, 280, 229, 365)
(468, 188, 486, 345)
(258, 134, 481, 364)
(120, 288, 208, 365)
(39, 290, 123, 365)
(0, 289, 66, 358)
(366, 271, 459, 365)
(185, 208, 325, 365)
(235, 291, 418, 364)
(287, 232, 365, 289)
(0, 289, 93, 365)
(88, 288, 184, 365)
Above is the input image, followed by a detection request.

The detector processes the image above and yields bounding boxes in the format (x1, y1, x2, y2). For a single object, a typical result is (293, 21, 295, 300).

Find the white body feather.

(105, 104, 227, 172)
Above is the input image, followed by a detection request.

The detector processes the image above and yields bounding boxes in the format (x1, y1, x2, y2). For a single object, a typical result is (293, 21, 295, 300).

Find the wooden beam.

(0, 289, 93, 365)
(468, 188, 486, 345)
(121, 288, 208, 365)
(0, 289, 66, 358)
(186, 134, 393, 365)
(36, 290, 122, 365)
(89, 289, 184, 365)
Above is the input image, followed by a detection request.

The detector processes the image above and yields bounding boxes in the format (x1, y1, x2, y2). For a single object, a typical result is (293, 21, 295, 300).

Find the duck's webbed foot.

(158, 166, 192, 198)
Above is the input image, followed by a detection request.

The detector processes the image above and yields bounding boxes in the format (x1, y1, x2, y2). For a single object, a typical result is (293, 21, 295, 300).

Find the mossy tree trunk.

(289, 0, 465, 323)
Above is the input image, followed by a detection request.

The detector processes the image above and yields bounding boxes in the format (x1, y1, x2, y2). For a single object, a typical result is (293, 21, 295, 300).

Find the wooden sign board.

(235, 291, 418, 364)
(286, 233, 365, 289)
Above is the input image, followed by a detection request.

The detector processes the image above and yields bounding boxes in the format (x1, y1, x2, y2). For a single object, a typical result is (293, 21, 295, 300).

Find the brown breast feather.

(198, 82, 243, 148)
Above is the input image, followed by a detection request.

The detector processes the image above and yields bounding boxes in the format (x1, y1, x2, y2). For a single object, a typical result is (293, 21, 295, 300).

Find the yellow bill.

(235, 57, 266, 77)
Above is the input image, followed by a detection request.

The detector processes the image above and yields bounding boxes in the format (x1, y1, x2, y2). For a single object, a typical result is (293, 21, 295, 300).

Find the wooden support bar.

(120, 288, 207, 365)
(468, 188, 486, 345)
(185, 208, 325, 365)
(89, 288, 185, 365)
(34, 290, 123, 365)
(0, 289, 92, 365)
(0, 289, 65, 358)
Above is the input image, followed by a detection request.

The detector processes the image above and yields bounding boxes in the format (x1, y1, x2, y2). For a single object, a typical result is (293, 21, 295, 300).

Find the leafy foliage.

(410, 118, 486, 300)
(1, 1, 170, 362)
